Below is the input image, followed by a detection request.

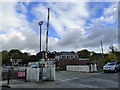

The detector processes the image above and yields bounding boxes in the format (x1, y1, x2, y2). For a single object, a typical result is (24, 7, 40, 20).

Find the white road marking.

(58, 78, 98, 88)
(57, 72, 102, 82)
(61, 77, 80, 81)
(57, 72, 118, 88)
(78, 84, 98, 88)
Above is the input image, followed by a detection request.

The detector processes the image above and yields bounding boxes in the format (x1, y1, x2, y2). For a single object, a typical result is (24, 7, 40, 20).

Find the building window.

(59, 56, 62, 59)
(67, 56, 69, 59)
(75, 56, 77, 59)
(63, 55, 65, 59)
(64, 56, 66, 59)
(73, 56, 75, 59)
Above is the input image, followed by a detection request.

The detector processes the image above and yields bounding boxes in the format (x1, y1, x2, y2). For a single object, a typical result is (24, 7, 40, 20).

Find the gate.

(2, 66, 27, 85)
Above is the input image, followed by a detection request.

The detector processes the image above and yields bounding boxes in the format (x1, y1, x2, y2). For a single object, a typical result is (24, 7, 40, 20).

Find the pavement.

(0, 71, 119, 88)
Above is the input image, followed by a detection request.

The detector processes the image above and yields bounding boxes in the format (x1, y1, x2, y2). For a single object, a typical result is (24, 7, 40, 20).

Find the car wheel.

(114, 68, 117, 73)
(104, 70, 107, 73)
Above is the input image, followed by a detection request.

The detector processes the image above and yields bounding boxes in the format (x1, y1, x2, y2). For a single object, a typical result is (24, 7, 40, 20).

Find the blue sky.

(16, 2, 117, 38)
(0, 1, 118, 54)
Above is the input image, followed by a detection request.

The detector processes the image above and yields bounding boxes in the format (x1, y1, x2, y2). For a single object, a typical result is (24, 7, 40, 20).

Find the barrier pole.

(25, 69, 27, 82)
(7, 69, 10, 85)
(39, 65, 43, 83)
(41, 65, 43, 83)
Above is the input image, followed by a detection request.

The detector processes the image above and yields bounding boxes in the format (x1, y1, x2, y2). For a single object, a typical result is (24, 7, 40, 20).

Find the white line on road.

(78, 84, 98, 88)
(58, 78, 98, 88)
(61, 77, 80, 81)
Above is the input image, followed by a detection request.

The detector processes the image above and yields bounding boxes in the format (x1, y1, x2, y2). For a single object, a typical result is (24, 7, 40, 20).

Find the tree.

(21, 52, 30, 64)
(2, 51, 9, 64)
(108, 45, 119, 62)
(29, 55, 38, 62)
(89, 52, 102, 60)
(108, 53, 118, 62)
(108, 53, 117, 59)
(115, 51, 120, 61)
(77, 49, 90, 58)
(109, 45, 117, 53)
(8, 49, 22, 59)
(47, 52, 55, 58)
(36, 51, 45, 60)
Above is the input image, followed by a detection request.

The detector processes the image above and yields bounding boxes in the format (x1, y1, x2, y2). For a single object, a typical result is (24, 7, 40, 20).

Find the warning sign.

(18, 71, 25, 77)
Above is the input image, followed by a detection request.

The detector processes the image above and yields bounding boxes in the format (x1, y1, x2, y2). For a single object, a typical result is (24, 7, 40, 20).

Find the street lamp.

(38, 21, 44, 83)
(38, 21, 44, 55)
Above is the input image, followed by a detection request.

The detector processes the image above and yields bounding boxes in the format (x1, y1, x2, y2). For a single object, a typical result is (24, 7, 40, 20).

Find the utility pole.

(100, 41, 104, 58)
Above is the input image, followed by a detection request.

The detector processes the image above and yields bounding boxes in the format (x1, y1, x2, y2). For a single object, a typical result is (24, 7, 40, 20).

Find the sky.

(0, 0, 119, 55)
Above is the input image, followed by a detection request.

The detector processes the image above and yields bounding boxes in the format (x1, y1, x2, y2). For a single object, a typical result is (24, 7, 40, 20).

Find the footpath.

(1, 79, 55, 88)
(0, 79, 76, 88)
(0, 78, 89, 88)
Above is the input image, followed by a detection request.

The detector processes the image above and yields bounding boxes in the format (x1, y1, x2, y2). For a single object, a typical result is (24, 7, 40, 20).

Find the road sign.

(39, 60, 45, 64)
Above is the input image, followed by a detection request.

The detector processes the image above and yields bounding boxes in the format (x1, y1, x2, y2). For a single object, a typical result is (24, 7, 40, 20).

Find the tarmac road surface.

(1, 71, 119, 88)
(56, 71, 119, 88)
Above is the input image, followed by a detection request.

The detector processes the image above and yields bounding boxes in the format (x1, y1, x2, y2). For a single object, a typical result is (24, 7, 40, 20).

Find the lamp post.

(38, 21, 43, 83)
(38, 21, 43, 54)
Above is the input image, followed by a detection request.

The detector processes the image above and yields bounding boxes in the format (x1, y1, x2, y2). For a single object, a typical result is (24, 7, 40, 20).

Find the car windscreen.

(107, 62, 116, 65)
(32, 63, 37, 65)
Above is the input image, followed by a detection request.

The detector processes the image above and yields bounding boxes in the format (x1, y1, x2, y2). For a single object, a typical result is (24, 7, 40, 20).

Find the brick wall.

(57, 59, 90, 67)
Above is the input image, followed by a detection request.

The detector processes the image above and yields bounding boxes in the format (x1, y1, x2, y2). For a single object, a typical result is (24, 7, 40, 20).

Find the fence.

(67, 64, 98, 72)
(2, 68, 27, 85)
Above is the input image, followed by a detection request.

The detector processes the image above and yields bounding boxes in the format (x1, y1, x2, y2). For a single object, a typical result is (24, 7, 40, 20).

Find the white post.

(50, 65, 55, 81)
(94, 64, 98, 72)
(90, 64, 93, 72)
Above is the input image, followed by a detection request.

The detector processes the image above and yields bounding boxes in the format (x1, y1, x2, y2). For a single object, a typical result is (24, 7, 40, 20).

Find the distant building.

(55, 52, 90, 67)
(55, 52, 79, 59)
(11, 59, 22, 66)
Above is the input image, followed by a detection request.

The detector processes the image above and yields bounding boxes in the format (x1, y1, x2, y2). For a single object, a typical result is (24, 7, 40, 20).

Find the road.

(55, 71, 119, 88)
(4, 70, 119, 88)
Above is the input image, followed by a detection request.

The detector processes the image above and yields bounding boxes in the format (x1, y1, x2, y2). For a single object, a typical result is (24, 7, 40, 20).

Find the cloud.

(81, 2, 118, 52)
(0, 2, 118, 54)
(16, 2, 28, 14)
(49, 2, 118, 53)
(103, 3, 118, 24)
(0, 2, 28, 32)
(90, 3, 118, 25)
(31, 2, 90, 52)
(32, 2, 89, 36)
(0, 2, 39, 53)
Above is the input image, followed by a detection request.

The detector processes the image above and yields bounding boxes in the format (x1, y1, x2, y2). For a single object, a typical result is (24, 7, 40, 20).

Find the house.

(55, 52, 90, 68)
(11, 58, 22, 66)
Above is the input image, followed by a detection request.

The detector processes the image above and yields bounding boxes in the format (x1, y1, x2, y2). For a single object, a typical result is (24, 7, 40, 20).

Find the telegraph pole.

(100, 41, 104, 58)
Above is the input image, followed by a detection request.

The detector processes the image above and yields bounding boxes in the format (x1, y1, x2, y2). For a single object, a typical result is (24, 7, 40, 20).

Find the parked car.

(31, 63, 38, 68)
(103, 62, 120, 73)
